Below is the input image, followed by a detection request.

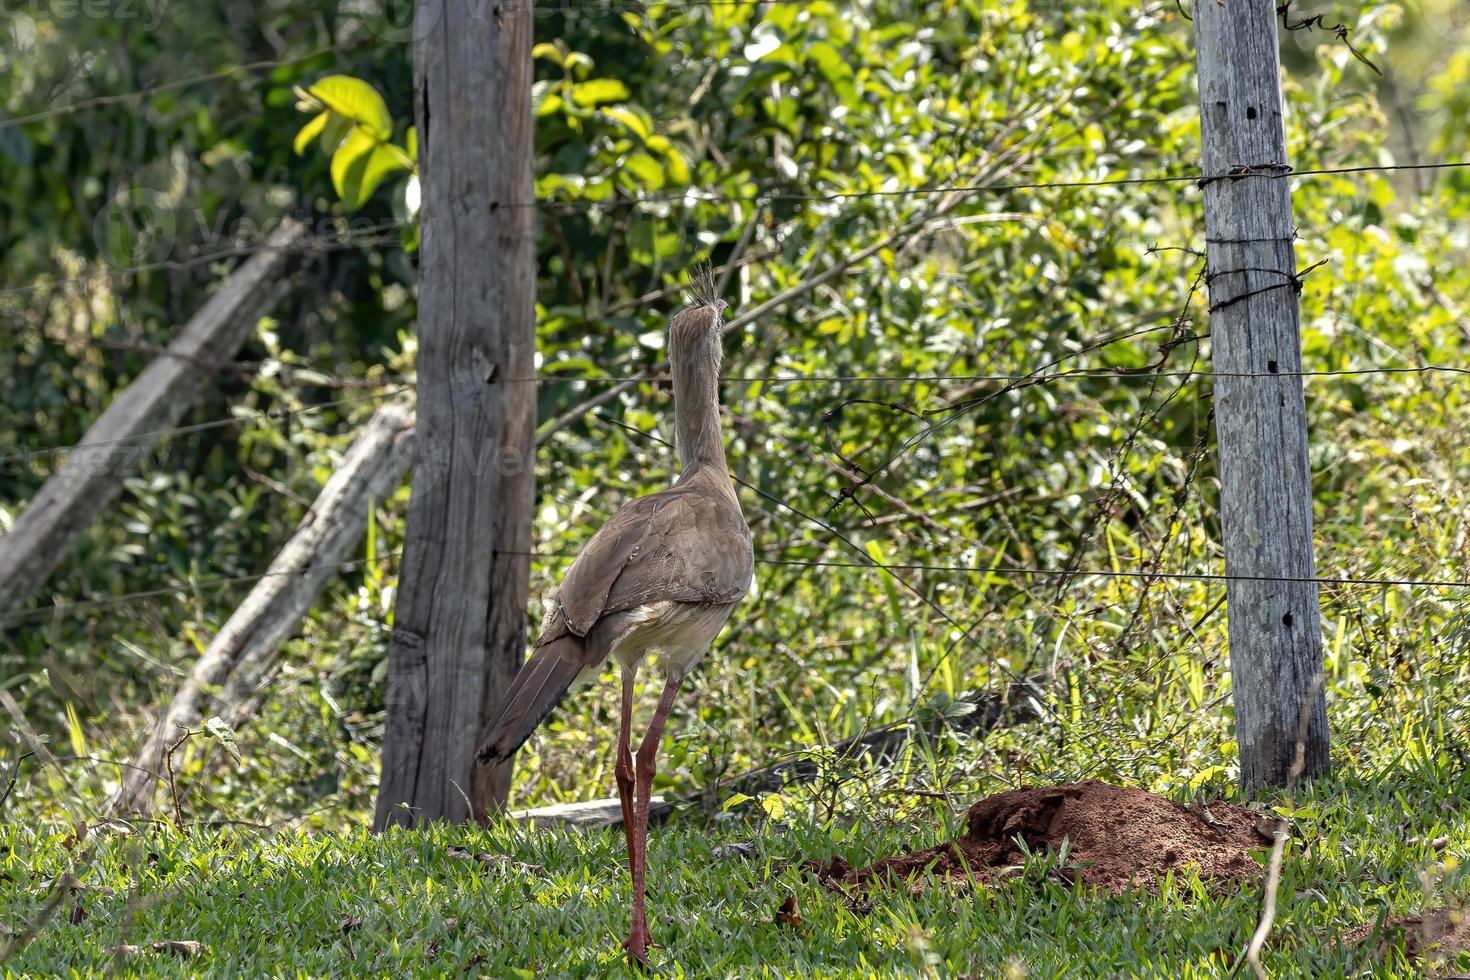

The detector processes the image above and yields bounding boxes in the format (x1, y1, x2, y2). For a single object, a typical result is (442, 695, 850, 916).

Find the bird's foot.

(623, 923, 653, 969)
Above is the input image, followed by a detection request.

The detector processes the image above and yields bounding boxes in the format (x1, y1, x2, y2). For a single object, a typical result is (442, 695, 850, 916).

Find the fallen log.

(0, 219, 308, 615)
(513, 678, 1043, 829)
(108, 401, 415, 816)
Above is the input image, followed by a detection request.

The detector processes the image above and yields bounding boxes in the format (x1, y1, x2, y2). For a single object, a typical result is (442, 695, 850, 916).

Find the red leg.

(615, 668, 637, 872)
(625, 675, 681, 967)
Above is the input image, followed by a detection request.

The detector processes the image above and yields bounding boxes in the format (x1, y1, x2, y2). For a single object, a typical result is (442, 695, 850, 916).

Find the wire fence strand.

(6, 358, 1466, 468)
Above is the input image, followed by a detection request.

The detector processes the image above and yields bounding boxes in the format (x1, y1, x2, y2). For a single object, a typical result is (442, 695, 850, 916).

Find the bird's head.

(668, 264, 729, 358)
(687, 261, 727, 318)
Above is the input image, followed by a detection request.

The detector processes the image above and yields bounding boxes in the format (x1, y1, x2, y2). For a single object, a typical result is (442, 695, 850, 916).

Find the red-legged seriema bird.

(474, 276, 753, 967)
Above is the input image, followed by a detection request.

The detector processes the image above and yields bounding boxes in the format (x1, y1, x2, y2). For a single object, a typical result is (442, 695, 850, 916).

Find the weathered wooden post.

(1194, 0, 1330, 788)
(374, 0, 536, 827)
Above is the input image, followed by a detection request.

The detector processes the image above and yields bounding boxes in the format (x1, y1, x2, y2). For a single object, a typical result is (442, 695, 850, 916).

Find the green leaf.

(663, 147, 691, 185)
(319, 113, 353, 155)
(722, 792, 753, 811)
(204, 716, 242, 763)
(600, 106, 650, 140)
(806, 41, 853, 86)
(65, 702, 87, 757)
(400, 222, 420, 253)
(331, 129, 409, 210)
(294, 111, 328, 155)
(536, 173, 585, 198)
(531, 41, 565, 66)
(308, 75, 393, 140)
(570, 78, 629, 107)
(760, 795, 787, 821)
(564, 52, 594, 78)
(405, 125, 417, 162)
(330, 128, 374, 201)
(621, 153, 665, 190)
(626, 220, 682, 263)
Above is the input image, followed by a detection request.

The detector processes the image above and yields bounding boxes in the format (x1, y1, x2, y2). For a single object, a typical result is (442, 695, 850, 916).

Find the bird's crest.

(689, 261, 721, 310)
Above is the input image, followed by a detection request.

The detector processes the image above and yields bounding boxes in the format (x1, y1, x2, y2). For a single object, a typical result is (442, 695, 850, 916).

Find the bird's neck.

(671, 329, 728, 476)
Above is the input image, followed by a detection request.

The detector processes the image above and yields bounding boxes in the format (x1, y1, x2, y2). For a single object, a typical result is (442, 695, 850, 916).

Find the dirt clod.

(813, 779, 1267, 894)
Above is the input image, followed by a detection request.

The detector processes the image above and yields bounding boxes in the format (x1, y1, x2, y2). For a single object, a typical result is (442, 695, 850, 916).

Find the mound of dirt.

(814, 779, 1268, 894)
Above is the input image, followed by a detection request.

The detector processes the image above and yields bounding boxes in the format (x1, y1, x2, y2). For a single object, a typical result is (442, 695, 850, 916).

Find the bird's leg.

(625, 674, 681, 967)
(615, 667, 638, 871)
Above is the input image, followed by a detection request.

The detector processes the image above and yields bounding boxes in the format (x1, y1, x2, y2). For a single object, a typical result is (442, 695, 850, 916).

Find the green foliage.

(293, 75, 416, 236)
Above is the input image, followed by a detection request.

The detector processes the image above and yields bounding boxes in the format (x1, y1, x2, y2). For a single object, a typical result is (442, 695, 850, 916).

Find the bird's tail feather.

(475, 634, 587, 764)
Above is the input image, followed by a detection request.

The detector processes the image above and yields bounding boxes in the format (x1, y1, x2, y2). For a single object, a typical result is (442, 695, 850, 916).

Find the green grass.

(3, 765, 1465, 978)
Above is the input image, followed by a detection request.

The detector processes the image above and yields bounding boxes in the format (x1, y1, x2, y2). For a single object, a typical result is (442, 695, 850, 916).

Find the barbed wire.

(368, 364, 1470, 384)
(0, 552, 405, 627)
(6, 356, 1465, 469)
(498, 542, 1470, 594)
(0, 4, 1386, 139)
(0, 43, 371, 131)
(2, 153, 1466, 303)
(5, 157, 1470, 301)
(0, 388, 411, 467)
(749, 557, 1470, 591)
(0, 226, 406, 300)
(494, 159, 1470, 212)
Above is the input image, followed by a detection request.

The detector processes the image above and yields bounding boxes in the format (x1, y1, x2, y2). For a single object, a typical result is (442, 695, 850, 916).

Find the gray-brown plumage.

(474, 291, 752, 966)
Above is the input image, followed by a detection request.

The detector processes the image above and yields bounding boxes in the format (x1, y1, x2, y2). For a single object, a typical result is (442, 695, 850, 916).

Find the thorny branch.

(1276, 0, 1383, 76)
(1171, 0, 1384, 76)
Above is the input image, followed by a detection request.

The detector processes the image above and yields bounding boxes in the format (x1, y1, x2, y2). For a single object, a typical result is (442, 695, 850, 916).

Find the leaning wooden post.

(373, 0, 536, 827)
(0, 219, 306, 616)
(1194, 0, 1329, 788)
(107, 402, 414, 816)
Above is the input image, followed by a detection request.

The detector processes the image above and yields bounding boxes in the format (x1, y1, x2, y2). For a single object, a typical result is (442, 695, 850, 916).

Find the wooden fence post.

(373, 0, 536, 827)
(1194, 0, 1330, 788)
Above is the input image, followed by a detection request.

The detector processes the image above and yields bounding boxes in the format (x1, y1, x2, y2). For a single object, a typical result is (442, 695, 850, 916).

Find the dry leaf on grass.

(153, 940, 206, 958)
(109, 941, 207, 959)
(775, 895, 803, 928)
(36, 873, 86, 894)
(445, 846, 543, 875)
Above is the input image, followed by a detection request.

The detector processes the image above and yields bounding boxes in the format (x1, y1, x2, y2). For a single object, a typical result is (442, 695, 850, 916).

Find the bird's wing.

(554, 483, 752, 638)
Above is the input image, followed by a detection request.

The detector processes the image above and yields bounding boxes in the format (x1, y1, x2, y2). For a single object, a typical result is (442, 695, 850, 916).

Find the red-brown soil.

(813, 779, 1269, 895)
